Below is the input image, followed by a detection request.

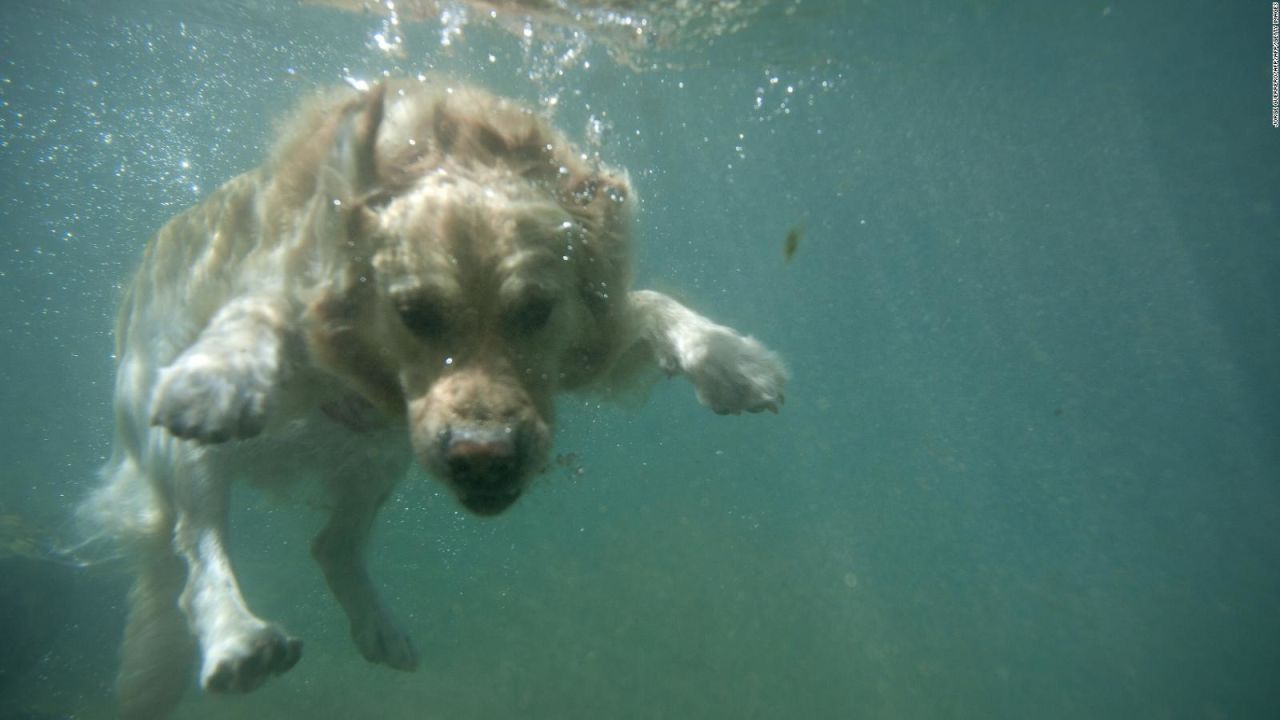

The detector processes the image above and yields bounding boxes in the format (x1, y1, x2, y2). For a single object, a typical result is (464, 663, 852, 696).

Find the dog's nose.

(444, 427, 517, 483)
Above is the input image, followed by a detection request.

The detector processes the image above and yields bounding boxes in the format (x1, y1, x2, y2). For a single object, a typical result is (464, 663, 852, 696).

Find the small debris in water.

(783, 223, 804, 262)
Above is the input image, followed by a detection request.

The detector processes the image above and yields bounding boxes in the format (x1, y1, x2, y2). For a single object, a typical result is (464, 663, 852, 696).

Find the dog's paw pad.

(151, 353, 272, 443)
(202, 626, 302, 694)
(353, 609, 418, 672)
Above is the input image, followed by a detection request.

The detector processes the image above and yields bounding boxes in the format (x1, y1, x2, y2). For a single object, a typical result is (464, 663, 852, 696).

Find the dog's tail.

(77, 445, 172, 543)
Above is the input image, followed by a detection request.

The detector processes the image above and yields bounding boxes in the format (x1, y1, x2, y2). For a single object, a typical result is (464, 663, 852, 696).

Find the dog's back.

(88, 85, 368, 539)
(83, 88, 363, 719)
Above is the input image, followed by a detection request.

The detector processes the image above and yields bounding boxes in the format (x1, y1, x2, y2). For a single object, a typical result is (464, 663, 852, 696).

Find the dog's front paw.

(151, 350, 275, 443)
(352, 604, 418, 671)
(201, 623, 302, 694)
(686, 328, 787, 415)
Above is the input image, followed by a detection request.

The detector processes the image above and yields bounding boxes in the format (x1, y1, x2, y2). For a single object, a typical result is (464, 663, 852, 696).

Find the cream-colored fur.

(81, 79, 786, 719)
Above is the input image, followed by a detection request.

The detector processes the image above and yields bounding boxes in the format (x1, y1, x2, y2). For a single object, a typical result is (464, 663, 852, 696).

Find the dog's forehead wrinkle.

(370, 212, 464, 289)
(385, 275, 461, 306)
(497, 247, 558, 281)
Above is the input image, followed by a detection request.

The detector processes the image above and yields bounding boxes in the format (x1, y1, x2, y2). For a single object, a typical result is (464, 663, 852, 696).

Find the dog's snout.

(444, 427, 516, 481)
(437, 425, 526, 516)
(413, 372, 550, 518)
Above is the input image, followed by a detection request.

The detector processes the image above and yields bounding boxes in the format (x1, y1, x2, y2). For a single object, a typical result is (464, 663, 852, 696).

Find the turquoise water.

(2, 1, 1278, 717)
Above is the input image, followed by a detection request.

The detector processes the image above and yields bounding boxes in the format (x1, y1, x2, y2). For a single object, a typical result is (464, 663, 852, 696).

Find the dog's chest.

(206, 395, 411, 492)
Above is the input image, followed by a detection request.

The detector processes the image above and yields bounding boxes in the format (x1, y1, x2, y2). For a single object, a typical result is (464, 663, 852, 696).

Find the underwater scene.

(1, 1, 1278, 718)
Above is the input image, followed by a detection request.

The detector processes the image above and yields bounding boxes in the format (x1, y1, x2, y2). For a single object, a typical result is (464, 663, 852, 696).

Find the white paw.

(151, 350, 274, 443)
(201, 623, 302, 694)
(351, 604, 418, 671)
(685, 328, 787, 415)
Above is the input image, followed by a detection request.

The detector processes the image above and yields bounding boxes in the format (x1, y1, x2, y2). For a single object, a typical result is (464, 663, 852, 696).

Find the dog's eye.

(508, 295, 556, 335)
(397, 300, 447, 340)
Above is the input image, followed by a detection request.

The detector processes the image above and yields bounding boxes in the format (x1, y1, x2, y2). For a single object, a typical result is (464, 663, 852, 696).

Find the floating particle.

(783, 223, 804, 262)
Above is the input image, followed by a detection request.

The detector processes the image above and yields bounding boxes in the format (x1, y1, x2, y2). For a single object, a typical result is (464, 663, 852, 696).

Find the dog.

(80, 79, 786, 719)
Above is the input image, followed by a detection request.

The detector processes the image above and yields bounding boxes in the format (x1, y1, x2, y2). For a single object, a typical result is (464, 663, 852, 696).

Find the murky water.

(2, 1, 1278, 717)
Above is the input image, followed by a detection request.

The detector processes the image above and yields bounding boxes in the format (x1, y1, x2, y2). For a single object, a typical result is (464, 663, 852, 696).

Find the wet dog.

(81, 80, 786, 719)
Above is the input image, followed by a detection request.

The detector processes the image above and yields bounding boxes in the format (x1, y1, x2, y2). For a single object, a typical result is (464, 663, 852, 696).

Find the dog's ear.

(565, 170, 632, 240)
(322, 83, 389, 206)
(561, 169, 633, 304)
(554, 169, 634, 390)
(312, 83, 390, 261)
(567, 171, 629, 207)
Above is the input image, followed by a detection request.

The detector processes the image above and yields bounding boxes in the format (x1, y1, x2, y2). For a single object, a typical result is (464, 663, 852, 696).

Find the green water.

(1, 1, 1278, 717)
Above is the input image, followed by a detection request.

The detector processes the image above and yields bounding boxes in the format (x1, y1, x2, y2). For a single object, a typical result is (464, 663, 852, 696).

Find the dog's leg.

(116, 513, 197, 719)
(150, 295, 289, 443)
(173, 463, 302, 694)
(622, 290, 787, 414)
(311, 474, 418, 671)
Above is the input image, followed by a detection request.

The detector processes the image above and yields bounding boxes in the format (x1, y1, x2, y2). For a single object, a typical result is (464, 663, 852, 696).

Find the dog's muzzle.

(441, 425, 524, 516)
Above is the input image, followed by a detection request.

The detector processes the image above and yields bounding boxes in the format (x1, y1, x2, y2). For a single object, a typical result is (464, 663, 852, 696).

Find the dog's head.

(297, 81, 631, 515)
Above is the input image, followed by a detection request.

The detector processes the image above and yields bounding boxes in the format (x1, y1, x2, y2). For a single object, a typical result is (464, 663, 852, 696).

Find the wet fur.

(81, 79, 786, 719)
